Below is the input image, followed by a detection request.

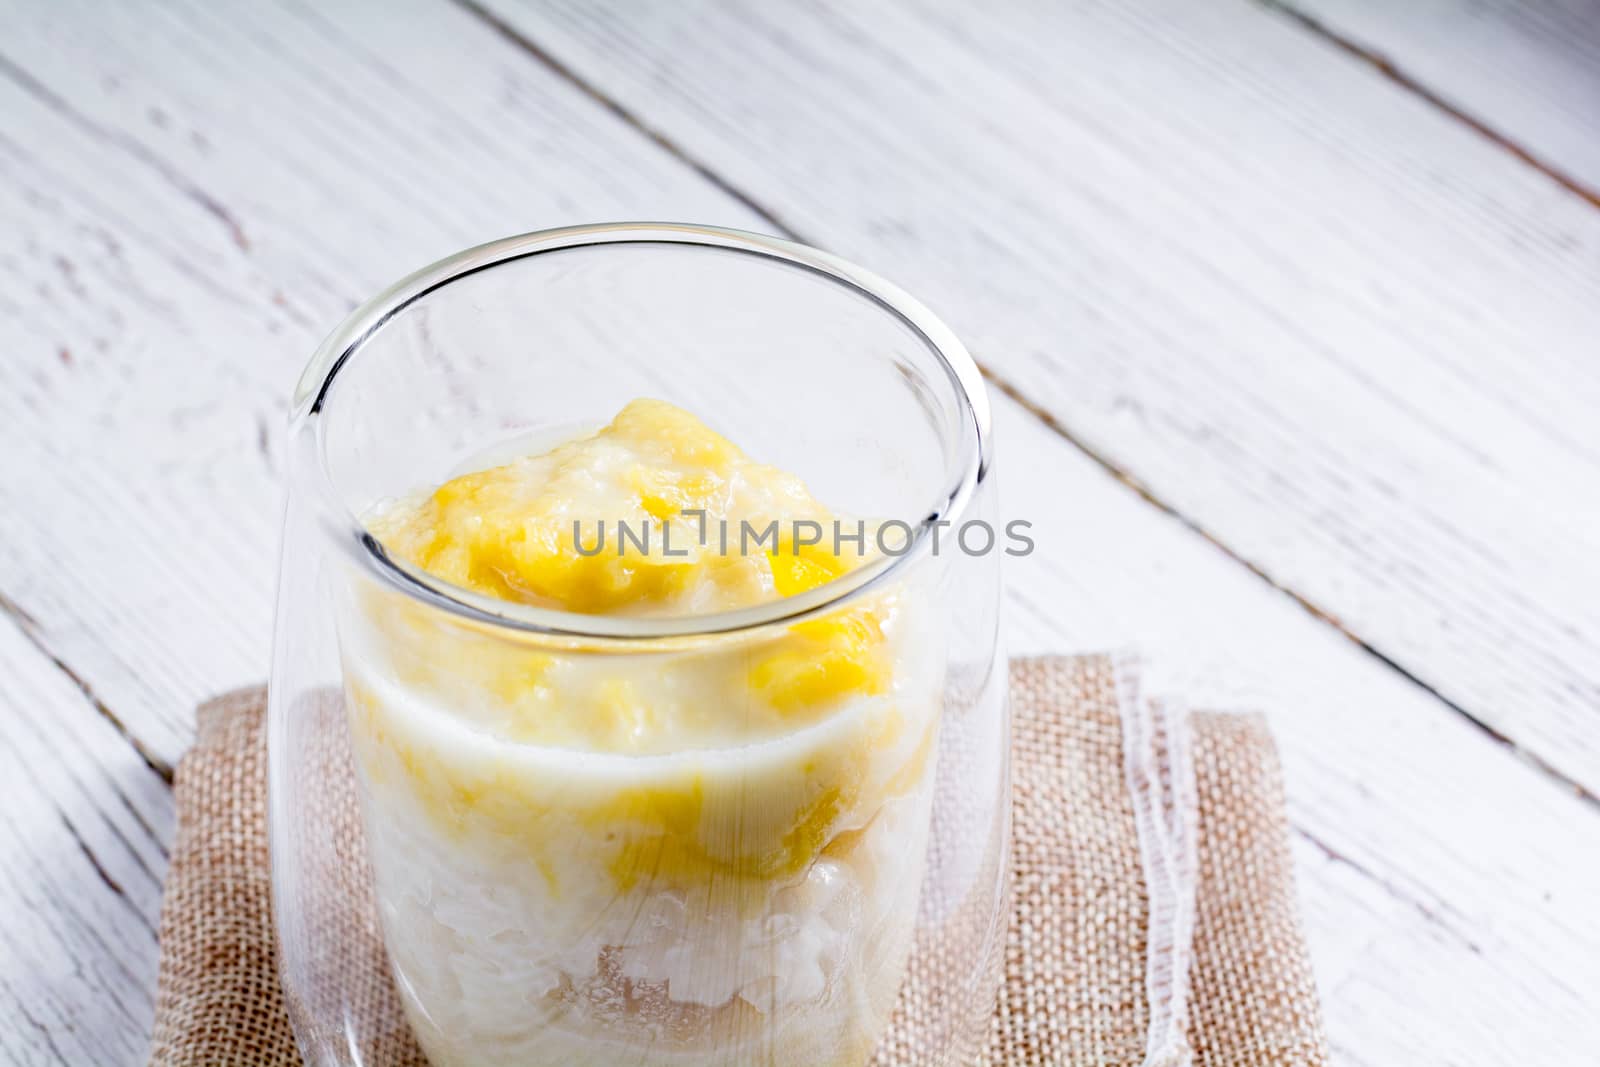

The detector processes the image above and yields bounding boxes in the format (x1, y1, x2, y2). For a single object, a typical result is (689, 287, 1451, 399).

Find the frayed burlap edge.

(149, 656, 1327, 1066)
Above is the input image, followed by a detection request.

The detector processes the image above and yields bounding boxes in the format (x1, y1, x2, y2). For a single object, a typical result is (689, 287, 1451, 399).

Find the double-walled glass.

(269, 224, 1009, 1066)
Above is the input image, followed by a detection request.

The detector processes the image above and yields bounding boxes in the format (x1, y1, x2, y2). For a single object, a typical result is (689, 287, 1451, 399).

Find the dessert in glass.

(269, 225, 1010, 1067)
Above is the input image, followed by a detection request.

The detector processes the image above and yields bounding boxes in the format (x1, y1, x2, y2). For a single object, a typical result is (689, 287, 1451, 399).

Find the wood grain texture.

(1, 0, 1598, 1063)
(0, 0, 768, 766)
(1287, 0, 1600, 199)
(481, 0, 1600, 796)
(0, 614, 173, 1066)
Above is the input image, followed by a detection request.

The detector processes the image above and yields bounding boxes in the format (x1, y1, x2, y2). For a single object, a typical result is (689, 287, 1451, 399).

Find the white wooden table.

(3, 1, 1598, 1063)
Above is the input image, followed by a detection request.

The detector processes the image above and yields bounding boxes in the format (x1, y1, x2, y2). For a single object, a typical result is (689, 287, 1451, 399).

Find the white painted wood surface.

(0, 613, 172, 1066)
(0, 0, 765, 766)
(1, 1, 1597, 1064)
(1291, 0, 1600, 198)
(482, 0, 1600, 796)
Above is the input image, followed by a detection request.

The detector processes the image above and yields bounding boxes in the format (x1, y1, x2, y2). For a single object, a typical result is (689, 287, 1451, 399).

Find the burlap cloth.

(149, 654, 1327, 1066)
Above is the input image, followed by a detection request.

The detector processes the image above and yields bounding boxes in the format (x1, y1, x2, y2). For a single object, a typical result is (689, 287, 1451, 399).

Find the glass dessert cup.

(269, 224, 1009, 1067)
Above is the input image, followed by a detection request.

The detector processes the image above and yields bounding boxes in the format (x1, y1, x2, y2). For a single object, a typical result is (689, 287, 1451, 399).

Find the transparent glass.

(269, 223, 1009, 1067)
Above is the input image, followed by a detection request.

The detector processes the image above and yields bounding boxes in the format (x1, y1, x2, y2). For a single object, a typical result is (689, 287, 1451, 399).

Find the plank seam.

(0, 591, 175, 784)
(1257, 0, 1600, 212)
(986, 374, 1600, 814)
(56, 812, 158, 940)
(1293, 826, 1481, 956)
(450, 0, 803, 238)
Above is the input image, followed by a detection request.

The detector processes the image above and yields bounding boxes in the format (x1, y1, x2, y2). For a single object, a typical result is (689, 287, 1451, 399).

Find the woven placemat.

(149, 654, 1327, 1066)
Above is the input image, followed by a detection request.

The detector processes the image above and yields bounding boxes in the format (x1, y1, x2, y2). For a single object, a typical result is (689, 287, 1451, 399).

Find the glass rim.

(290, 222, 992, 641)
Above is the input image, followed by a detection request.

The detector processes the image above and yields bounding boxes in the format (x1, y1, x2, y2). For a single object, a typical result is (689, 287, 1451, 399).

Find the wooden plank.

(1286, 0, 1600, 198)
(0, 0, 771, 766)
(479, 0, 1600, 796)
(2, 0, 1598, 1062)
(0, 613, 173, 1066)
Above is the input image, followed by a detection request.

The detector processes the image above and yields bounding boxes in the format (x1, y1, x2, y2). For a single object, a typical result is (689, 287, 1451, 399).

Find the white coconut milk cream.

(336, 400, 943, 1066)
